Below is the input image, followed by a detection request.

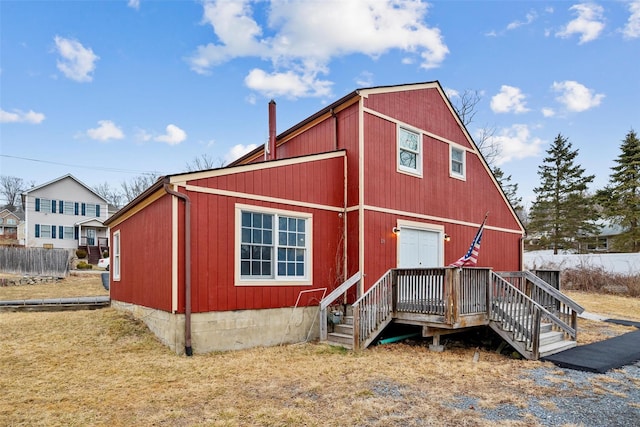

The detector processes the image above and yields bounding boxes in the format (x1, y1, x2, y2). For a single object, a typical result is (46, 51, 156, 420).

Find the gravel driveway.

(451, 361, 640, 426)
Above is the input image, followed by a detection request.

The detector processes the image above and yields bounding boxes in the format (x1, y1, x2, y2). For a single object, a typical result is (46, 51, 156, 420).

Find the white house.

(21, 174, 110, 260)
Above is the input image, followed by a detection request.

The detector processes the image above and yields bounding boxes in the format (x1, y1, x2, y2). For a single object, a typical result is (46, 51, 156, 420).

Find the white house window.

(40, 225, 51, 238)
(64, 201, 75, 215)
(63, 226, 75, 239)
(398, 127, 422, 176)
(237, 205, 311, 285)
(86, 203, 97, 217)
(113, 230, 121, 281)
(40, 198, 52, 213)
(450, 146, 466, 180)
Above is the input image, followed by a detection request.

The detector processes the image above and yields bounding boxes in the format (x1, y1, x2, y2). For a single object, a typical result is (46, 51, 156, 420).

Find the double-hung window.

(112, 230, 121, 281)
(398, 126, 422, 176)
(237, 205, 311, 285)
(450, 146, 466, 180)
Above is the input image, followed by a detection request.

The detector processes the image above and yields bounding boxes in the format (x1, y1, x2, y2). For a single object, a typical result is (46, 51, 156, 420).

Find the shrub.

(562, 267, 640, 297)
(102, 251, 109, 258)
(75, 249, 87, 259)
(76, 261, 92, 270)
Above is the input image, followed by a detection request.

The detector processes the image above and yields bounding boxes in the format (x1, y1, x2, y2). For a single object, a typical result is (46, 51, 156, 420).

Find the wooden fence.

(0, 247, 70, 277)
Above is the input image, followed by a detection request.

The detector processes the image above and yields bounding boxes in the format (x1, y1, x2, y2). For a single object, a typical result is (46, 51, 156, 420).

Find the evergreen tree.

(493, 167, 525, 223)
(600, 129, 640, 252)
(529, 134, 598, 254)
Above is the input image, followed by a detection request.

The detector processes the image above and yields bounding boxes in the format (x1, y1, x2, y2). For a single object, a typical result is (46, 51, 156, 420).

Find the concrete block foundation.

(111, 300, 321, 354)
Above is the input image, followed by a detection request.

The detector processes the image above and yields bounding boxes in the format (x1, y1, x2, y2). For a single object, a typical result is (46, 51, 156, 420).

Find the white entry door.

(398, 227, 442, 268)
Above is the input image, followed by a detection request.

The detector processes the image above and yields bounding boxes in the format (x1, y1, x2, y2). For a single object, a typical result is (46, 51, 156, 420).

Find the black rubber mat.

(542, 329, 640, 373)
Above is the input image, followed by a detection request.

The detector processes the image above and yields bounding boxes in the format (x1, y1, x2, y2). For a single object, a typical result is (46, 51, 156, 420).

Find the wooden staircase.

(327, 311, 355, 349)
(489, 302, 577, 360)
(319, 268, 583, 360)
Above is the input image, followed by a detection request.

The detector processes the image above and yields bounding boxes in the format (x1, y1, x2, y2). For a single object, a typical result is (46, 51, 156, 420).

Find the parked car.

(98, 257, 110, 270)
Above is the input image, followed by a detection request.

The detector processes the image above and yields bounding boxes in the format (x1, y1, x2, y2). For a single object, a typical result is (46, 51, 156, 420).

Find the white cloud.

(54, 36, 99, 82)
(86, 120, 124, 141)
(488, 124, 545, 165)
(623, 0, 640, 39)
(154, 124, 187, 145)
(506, 11, 537, 30)
(244, 68, 332, 99)
(0, 108, 45, 124)
(490, 85, 530, 114)
(128, 0, 140, 10)
(355, 71, 374, 87)
(225, 143, 258, 164)
(188, 0, 448, 99)
(134, 128, 152, 142)
(556, 3, 605, 44)
(444, 87, 459, 99)
(552, 80, 604, 112)
(541, 107, 555, 117)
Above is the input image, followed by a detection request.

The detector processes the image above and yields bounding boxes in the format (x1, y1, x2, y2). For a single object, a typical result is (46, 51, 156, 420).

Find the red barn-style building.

(105, 82, 581, 358)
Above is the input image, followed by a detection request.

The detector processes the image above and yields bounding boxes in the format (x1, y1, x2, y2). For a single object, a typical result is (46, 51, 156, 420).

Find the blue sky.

(1, 0, 639, 208)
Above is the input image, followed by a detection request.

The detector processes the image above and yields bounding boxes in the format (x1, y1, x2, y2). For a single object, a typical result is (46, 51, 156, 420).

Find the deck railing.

(499, 271, 584, 338)
(319, 272, 361, 341)
(490, 272, 578, 359)
(395, 268, 445, 315)
(353, 269, 395, 350)
(457, 268, 490, 315)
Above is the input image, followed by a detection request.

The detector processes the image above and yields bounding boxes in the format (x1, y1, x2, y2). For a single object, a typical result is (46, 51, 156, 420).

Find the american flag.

(450, 215, 487, 267)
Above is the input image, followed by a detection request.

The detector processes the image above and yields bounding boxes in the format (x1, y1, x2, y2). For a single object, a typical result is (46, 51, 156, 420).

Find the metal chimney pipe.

(268, 100, 276, 160)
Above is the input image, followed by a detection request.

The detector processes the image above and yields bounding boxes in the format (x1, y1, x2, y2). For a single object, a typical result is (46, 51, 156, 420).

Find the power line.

(0, 154, 163, 175)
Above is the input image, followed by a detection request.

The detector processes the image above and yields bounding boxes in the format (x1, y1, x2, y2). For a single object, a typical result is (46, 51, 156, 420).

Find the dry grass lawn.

(1, 273, 638, 426)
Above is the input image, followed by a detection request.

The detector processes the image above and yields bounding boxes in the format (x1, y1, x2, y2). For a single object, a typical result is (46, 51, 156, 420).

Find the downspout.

(163, 183, 193, 356)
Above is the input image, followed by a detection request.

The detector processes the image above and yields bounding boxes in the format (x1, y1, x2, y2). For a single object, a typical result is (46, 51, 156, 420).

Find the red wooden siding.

(362, 109, 519, 231)
(188, 156, 344, 208)
(188, 196, 344, 312)
(363, 87, 470, 149)
(110, 194, 175, 311)
(361, 210, 521, 289)
(185, 155, 346, 313)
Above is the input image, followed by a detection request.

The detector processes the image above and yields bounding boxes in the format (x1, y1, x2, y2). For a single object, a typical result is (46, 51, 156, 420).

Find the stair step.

(539, 340, 577, 358)
(327, 332, 354, 346)
(334, 323, 353, 335)
(540, 322, 552, 333)
(343, 315, 354, 326)
(539, 330, 564, 347)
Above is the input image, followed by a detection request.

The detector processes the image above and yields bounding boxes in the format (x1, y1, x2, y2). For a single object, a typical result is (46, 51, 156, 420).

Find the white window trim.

(235, 203, 313, 287)
(113, 230, 121, 281)
(397, 125, 423, 178)
(449, 145, 466, 181)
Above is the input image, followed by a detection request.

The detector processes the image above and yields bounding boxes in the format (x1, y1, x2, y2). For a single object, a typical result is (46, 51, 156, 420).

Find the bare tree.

(185, 153, 225, 172)
(452, 89, 481, 127)
(93, 182, 124, 209)
(121, 173, 161, 205)
(451, 89, 500, 168)
(0, 175, 33, 212)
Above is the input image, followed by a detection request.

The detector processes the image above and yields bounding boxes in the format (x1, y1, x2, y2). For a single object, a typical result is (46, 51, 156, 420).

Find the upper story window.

(398, 127, 422, 176)
(236, 205, 312, 285)
(450, 146, 466, 180)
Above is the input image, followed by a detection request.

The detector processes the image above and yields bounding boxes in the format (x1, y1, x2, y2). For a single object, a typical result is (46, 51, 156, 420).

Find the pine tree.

(529, 134, 598, 254)
(600, 129, 640, 252)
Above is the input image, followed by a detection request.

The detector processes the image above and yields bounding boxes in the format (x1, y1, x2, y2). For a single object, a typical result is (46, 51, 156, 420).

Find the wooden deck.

(320, 268, 584, 360)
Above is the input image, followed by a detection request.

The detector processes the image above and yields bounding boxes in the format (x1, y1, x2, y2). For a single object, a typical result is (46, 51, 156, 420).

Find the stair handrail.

(319, 271, 361, 341)
(522, 271, 585, 314)
(352, 269, 395, 350)
(491, 272, 577, 349)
